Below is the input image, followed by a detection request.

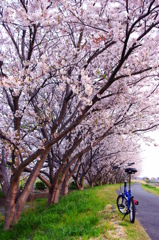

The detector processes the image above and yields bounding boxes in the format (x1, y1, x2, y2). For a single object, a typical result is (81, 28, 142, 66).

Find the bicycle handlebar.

(113, 162, 135, 170)
(128, 162, 135, 166)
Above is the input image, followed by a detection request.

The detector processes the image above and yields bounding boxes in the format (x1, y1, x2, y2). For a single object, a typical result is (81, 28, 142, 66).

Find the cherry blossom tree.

(1, 0, 159, 230)
(72, 132, 140, 187)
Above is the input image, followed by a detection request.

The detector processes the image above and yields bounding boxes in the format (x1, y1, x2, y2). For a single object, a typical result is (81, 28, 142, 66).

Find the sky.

(139, 131, 159, 178)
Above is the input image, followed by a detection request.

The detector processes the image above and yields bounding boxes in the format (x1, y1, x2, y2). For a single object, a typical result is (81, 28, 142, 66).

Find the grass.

(0, 185, 150, 240)
(141, 183, 159, 196)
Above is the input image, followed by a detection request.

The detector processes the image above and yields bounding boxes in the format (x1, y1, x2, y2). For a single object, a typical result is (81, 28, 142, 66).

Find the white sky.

(139, 131, 159, 178)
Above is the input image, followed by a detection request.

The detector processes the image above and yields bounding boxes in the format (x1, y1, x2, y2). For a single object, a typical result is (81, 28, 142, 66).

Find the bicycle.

(113, 162, 139, 223)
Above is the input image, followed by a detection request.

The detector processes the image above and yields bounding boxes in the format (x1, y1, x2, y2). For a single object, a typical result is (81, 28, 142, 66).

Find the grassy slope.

(141, 183, 159, 196)
(0, 185, 150, 240)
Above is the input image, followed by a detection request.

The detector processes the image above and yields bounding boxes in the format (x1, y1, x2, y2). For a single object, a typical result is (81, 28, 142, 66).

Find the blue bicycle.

(113, 162, 138, 223)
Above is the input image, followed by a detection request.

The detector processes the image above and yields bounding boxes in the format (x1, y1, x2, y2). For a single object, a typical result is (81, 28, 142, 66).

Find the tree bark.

(61, 176, 69, 196)
(0, 147, 9, 197)
(48, 167, 64, 205)
(48, 182, 61, 204)
(0, 164, 9, 197)
(4, 180, 19, 230)
(4, 151, 49, 230)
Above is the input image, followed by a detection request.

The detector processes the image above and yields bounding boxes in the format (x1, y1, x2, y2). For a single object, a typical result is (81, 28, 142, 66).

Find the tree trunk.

(48, 183, 61, 204)
(75, 179, 83, 190)
(0, 147, 9, 197)
(79, 176, 84, 190)
(1, 181, 9, 197)
(4, 151, 48, 230)
(0, 163, 9, 197)
(62, 182, 69, 196)
(99, 178, 103, 186)
(90, 182, 95, 187)
(4, 180, 19, 230)
(61, 176, 69, 196)
(48, 163, 66, 205)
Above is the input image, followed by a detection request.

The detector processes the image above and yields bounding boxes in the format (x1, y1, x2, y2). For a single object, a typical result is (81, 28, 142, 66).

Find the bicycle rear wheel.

(129, 198, 135, 223)
(117, 194, 127, 214)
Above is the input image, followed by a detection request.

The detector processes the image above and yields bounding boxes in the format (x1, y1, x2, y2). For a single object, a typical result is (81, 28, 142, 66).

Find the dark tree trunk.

(0, 147, 9, 197)
(0, 164, 9, 197)
(4, 151, 48, 230)
(61, 176, 69, 196)
(48, 182, 61, 204)
(4, 180, 19, 230)
(48, 167, 64, 205)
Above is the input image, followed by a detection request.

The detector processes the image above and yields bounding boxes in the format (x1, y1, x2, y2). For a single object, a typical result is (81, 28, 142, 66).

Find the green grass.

(0, 185, 150, 240)
(141, 183, 159, 196)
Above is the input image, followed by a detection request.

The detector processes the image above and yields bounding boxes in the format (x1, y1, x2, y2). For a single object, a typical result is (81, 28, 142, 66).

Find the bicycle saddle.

(125, 168, 137, 174)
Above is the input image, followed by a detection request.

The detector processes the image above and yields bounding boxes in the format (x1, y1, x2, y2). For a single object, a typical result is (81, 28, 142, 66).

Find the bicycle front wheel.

(129, 198, 135, 223)
(117, 194, 127, 214)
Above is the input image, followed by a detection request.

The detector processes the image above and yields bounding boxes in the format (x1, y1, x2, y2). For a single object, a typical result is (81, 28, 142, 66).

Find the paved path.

(130, 182, 159, 240)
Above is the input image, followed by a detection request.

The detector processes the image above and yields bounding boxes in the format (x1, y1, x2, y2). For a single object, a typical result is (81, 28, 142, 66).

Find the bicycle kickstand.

(122, 211, 129, 221)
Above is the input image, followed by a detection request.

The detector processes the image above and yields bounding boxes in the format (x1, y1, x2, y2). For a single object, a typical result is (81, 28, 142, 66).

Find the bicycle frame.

(121, 171, 133, 211)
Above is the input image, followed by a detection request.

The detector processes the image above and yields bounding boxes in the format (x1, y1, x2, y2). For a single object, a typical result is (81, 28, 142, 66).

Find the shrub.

(69, 181, 77, 190)
(0, 190, 4, 198)
(35, 181, 47, 190)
